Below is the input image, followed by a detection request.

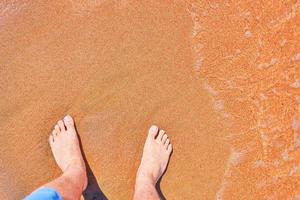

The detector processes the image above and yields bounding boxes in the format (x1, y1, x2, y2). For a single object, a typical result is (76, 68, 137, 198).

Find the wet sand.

(0, 0, 299, 199)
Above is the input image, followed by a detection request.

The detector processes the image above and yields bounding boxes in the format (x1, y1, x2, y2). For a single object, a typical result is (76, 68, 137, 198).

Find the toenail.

(150, 125, 158, 132)
(64, 115, 71, 121)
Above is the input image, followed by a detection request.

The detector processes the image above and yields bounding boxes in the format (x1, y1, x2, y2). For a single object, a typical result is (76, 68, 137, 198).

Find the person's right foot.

(135, 125, 173, 188)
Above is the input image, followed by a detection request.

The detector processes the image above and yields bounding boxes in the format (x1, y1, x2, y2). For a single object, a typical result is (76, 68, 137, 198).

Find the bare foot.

(135, 125, 172, 189)
(49, 115, 87, 191)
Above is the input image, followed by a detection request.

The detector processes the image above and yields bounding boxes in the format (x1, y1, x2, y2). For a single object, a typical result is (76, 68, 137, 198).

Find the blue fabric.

(25, 188, 62, 200)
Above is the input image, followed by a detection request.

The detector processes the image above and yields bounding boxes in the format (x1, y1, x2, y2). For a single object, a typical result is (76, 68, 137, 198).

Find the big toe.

(148, 125, 158, 139)
(63, 115, 75, 130)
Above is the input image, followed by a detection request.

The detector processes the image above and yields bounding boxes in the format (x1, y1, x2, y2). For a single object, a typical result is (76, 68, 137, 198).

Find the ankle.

(135, 181, 156, 192)
(135, 172, 156, 192)
(63, 162, 87, 191)
(63, 171, 87, 191)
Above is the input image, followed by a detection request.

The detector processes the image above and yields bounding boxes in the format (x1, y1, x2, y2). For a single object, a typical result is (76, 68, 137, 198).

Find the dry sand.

(0, 0, 299, 199)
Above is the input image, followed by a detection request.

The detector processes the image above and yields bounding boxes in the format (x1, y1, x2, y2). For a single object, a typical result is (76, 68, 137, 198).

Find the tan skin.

(27, 115, 172, 200)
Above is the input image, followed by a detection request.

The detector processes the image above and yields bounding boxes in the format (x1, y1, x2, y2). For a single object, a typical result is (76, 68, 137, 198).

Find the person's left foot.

(49, 115, 88, 191)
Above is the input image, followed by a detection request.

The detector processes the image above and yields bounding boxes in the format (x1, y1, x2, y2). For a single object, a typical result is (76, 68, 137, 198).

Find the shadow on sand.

(155, 151, 173, 200)
(156, 178, 166, 200)
(76, 125, 108, 200)
(82, 163, 108, 200)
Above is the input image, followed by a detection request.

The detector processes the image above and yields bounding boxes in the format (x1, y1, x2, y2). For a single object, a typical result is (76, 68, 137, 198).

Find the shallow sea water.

(188, 1, 300, 199)
(0, 0, 299, 199)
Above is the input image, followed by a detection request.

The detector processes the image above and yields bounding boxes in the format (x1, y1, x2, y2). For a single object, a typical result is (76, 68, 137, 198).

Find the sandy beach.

(0, 0, 299, 199)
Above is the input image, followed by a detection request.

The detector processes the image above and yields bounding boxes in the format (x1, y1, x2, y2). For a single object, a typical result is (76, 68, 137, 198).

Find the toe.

(52, 129, 57, 137)
(54, 125, 60, 135)
(167, 144, 172, 153)
(164, 139, 170, 149)
(157, 130, 164, 141)
(162, 133, 168, 144)
(49, 135, 54, 144)
(58, 120, 65, 131)
(63, 115, 75, 131)
(148, 125, 158, 139)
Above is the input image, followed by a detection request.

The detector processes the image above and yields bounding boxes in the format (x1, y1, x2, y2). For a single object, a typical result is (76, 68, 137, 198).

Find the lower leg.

(42, 160, 86, 199)
(134, 180, 159, 199)
(133, 125, 173, 200)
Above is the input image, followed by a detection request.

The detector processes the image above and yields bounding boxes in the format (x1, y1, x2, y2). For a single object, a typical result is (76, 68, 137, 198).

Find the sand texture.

(0, 0, 299, 199)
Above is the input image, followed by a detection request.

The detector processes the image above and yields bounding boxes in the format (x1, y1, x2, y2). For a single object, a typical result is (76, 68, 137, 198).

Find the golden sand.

(0, 0, 299, 199)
